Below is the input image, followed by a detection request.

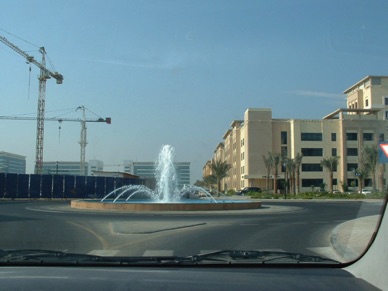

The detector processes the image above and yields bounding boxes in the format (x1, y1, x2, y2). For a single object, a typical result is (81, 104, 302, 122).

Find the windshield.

(0, 0, 387, 266)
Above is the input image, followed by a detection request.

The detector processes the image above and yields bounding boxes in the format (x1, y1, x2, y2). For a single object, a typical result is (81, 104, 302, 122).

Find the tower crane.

(0, 34, 63, 174)
(0, 107, 111, 176)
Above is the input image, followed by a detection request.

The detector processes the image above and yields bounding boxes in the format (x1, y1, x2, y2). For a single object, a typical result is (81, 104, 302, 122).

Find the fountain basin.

(71, 199, 262, 211)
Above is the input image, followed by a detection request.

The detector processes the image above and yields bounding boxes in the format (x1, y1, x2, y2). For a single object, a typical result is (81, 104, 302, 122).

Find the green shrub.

(225, 189, 236, 196)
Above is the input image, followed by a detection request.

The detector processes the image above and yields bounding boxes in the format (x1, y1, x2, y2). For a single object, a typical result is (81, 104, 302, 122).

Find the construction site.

(0, 32, 111, 177)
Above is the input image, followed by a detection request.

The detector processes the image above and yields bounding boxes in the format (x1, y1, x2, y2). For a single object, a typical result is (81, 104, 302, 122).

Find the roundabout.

(70, 199, 262, 211)
(71, 145, 262, 212)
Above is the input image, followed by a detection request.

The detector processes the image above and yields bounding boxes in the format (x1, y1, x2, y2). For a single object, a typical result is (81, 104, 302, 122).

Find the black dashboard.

(0, 265, 378, 290)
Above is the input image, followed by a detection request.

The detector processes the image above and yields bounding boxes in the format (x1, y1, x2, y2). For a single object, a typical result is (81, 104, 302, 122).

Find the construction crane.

(0, 107, 111, 176)
(0, 34, 63, 174)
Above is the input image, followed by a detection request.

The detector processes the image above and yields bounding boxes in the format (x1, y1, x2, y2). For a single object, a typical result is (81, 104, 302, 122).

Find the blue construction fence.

(0, 173, 144, 199)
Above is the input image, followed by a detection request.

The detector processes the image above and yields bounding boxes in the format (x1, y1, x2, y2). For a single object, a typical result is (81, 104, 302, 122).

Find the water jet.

(71, 145, 261, 211)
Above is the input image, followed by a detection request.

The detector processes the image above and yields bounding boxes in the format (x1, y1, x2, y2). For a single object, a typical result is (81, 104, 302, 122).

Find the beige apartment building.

(204, 76, 388, 193)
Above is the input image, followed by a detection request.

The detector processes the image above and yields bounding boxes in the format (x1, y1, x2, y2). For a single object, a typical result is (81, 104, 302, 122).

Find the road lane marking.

(25, 207, 64, 213)
(111, 223, 210, 250)
(66, 221, 110, 250)
(110, 222, 207, 234)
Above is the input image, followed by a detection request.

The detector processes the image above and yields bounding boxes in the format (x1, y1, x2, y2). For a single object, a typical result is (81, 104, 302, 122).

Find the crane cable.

(27, 66, 31, 100)
(58, 120, 62, 143)
(0, 27, 39, 48)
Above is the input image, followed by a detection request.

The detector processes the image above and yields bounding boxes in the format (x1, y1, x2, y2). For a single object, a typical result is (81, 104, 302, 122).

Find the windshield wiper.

(185, 250, 341, 264)
(0, 249, 340, 265)
(0, 249, 189, 265)
(0, 249, 113, 264)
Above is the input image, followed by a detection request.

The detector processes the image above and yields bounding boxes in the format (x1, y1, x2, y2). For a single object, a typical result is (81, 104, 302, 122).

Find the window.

(364, 179, 372, 187)
(371, 77, 382, 85)
(331, 133, 336, 141)
(301, 133, 322, 141)
(301, 163, 323, 172)
(281, 146, 287, 156)
(365, 99, 369, 107)
(347, 148, 358, 156)
(347, 179, 358, 187)
(332, 148, 337, 156)
(301, 148, 323, 156)
(347, 163, 358, 171)
(301, 179, 324, 187)
(363, 133, 374, 141)
(281, 131, 287, 144)
(385, 97, 388, 105)
(346, 132, 357, 141)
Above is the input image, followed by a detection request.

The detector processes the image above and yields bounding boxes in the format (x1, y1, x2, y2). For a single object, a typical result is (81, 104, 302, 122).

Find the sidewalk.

(330, 215, 380, 262)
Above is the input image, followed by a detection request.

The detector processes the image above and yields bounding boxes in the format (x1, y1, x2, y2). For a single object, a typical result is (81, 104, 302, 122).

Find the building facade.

(206, 76, 388, 193)
(125, 161, 191, 190)
(0, 151, 26, 174)
(42, 160, 103, 176)
(88, 160, 104, 175)
(42, 161, 88, 175)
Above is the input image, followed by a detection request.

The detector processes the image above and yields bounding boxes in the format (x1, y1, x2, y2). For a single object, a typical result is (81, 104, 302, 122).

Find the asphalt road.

(0, 200, 383, 260)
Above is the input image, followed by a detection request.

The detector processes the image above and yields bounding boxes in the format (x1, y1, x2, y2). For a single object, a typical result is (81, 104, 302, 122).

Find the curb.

(330, 215, 379, 262)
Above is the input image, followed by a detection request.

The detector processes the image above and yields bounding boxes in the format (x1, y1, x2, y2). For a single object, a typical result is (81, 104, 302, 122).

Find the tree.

(195, 175, 216, 189)
(283, 156, 295, 197)
(354, 168, 370, 192)
(269, 153, 281, 194)
(262, 153, 273, 192)
(355, 148, 373, 192)
(288, 158, 296, 195)
(294, 153, 303, 194)
(320, 156, 339, 193)
(209, 159, 232, 193)
(362, 145, 378, 192)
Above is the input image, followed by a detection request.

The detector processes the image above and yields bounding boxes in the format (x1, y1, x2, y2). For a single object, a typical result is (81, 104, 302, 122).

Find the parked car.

(237, 187, 262, 196)
(360, 189, 372, 195)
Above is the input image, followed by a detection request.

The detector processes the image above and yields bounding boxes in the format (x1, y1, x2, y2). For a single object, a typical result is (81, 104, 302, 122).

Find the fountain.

(71, 145, 261, 211)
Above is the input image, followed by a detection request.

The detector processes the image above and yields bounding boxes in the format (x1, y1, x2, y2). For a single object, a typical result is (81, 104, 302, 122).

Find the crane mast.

(0, 35, 63, 174)
(36, 48, 48, 175)
(78, 106, 88, 176)
(0, 110, 111, 176)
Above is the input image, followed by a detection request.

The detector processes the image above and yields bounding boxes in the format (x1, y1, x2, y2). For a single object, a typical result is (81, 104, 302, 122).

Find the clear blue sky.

(1, 0, 388, 182)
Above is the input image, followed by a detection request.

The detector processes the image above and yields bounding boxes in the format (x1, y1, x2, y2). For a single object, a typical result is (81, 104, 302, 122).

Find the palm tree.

(362, 145, 378, 192)
(283, 156, 295, 197)
(288, 158, 296, 195)
(269, 153, 281, 194)
(262, 153, 273, 192)
(201, 175, 217, 189)
(353, 146, 377, 192)
(355, 167, 370, 192)
(294, 153, 303, 194)
(209, 159, 232, 193)
(320, 156, 339, 193)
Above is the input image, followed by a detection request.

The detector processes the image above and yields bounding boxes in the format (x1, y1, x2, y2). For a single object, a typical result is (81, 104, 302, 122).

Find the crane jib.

(0, 33, 63, 174)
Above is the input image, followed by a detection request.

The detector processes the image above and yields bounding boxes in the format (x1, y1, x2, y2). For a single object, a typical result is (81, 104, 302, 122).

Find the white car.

(360, 189, 372, 195)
